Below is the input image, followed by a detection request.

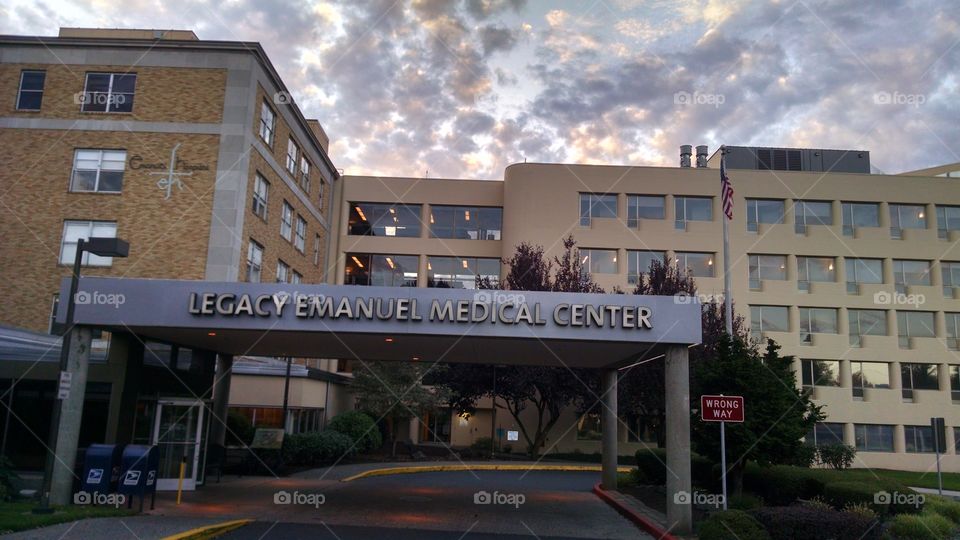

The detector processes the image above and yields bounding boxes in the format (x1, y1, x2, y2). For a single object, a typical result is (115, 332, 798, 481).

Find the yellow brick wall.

(0, 64, 226, 123)
(0, 129, 220, 331)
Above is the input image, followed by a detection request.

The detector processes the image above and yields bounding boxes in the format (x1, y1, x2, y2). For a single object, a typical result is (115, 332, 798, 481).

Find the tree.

(691, 335, 824, 494)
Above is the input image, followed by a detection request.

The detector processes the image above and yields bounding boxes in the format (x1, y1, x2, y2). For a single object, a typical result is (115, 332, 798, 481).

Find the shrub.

(226, 411, 255, 446)
(822, 481, 881, 512)
(924, 495, 960, 524)
(328, 411, 382, 454)
(0, 456, 18, 501)
(282, 431, 355, 465)
(751, 505, 879, 540)
(816, 444, 856, 470)
(633, 448, 715, 488)
(728, 493, 763, 511)
(888, 514, 937, 540)
(743, 465, 827, 505)
(844, 501, 879, 522)
(920, 513, 954, 538)
(698, 510, 769, 540)
(470, 436, 493, 452)
(801, 496, 833, 512)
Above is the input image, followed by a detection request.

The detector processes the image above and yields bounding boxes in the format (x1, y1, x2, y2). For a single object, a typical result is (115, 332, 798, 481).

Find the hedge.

(634, 448, 716, 488)
(924, 495, 960, 524)
(327, 411, 382, 454)
(698, 510, 769, 540)
(282, 431, 355, 465)
(888, 513, 954, 540)
(751, 505, 880, 540)
(742, 465, 828, 505)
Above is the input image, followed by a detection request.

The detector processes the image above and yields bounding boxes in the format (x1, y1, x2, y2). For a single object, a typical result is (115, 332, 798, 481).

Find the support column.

(601, 369, 618, 490)
(665, 344, 693, 535)
(209, 354, 233, 447)
(105, 333, 144, 445)
(50, 327, 92, 506)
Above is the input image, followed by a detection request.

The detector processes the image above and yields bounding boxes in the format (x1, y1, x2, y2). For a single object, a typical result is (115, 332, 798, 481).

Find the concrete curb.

(592, 483, 677, 540)
(160, 519, 252, 540)
(340, 463, 633, 482)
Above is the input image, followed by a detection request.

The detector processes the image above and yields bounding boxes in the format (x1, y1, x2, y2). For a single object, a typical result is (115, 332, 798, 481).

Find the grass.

(825, 468, 960, 492)
(0, 501, 135, 534)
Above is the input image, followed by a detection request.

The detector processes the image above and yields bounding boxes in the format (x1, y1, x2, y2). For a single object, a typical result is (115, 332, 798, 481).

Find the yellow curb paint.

(161, 519, 253, 540)
(341, 464, 632, 482)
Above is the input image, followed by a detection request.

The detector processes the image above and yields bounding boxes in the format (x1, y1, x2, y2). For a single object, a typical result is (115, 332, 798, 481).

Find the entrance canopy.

(58, 278, 702, 368)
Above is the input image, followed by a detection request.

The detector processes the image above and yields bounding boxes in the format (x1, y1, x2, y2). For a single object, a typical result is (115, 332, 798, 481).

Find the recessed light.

(207, 332, 216, 336)
(385, 337, 394, 343)
(412, 356, 420, 361)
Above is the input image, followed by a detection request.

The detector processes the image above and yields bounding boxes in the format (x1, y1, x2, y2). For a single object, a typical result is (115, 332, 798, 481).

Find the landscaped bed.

(0, 502, 135, 534)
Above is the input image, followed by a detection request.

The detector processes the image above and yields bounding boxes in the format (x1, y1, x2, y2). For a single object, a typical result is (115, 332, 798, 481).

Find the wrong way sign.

(700, 395, 744, 423)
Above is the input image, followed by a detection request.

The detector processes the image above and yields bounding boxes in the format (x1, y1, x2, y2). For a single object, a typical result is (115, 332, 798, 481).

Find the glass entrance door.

(152, 400, 205, 491)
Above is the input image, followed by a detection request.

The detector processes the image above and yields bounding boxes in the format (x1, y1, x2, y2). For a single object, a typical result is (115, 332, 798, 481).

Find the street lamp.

(36, 236, 128, 512)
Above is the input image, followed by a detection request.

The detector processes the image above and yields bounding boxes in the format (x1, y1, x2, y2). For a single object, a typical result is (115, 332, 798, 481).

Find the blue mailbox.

(118, 445, 159, 511)
(80, 444, 122, 497)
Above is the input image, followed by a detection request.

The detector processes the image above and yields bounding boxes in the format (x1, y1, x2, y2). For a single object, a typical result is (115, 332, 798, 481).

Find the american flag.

(720, 151, 734, 220)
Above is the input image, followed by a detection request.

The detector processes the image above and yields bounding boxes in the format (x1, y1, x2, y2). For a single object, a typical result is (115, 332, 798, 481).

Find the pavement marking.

(340, 464, 633, 482)
(160, 519, 253, 540)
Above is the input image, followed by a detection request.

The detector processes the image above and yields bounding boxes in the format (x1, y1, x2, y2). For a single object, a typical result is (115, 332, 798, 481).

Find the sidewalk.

(910, 486, 960, 499)
(3, 515, 230, 540)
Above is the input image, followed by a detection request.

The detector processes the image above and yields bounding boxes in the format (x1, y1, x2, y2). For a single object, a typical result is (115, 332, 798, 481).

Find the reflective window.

(901, 363, 939, 391)
(897, 311, 936, 338)
(946, 313, 960, 348)
(852, 361, 890, 391)
(252, 174, 269, 220)
(951, 366, 960, 401)
(427, 257, 500, 289)
(749, 255, 787, 283)
(70, 149, 126, 193)
(745, 199, 784, 231)
(942, 262, 960, 288)
(280, 201, 293, 241)
(797, 256, 835, 283)
(576, 413, 602, 440)
(259, 100, 275, 145)
(580, 194, 617, 226)
(842, 202, 880, 231)
(627, 195, 665, 226)
(845, 258, 883, 284)
(905, 425, 936, 453)
(628, 250, 666, 284)
(675, 196, 713, 224)
(937, 205, 960, 238)
(349, 203, 422, 238)
(807, 422, 844, 446)
(276, 260, 289, 283)
(889, 203, 927, 230)
(81, 72, 136, 113)
(295, 216, 307, 252)
(674, 252, 713, 277)
(750, 305, 789, 334)
(800, 359, 840, 387)
(17, 70, 45, 110)
(344, 253, 418, 287)
(59, 221, 117, 266)
(795, 200, 833, 226)
(799, 307, 838, 334)
(286, 139, 299, 174)
(854, 424, 894, 452)
(246, 240, 263, 282)
(582, 249, 618, 274)
(848, 309, 887, 336)
(429, 206, 502, 240)
(892, 260, 931, 286)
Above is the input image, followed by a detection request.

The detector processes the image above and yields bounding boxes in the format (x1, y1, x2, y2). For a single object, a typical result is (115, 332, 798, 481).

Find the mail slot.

(117, 444, 159, 511)
(80, 444, 122, 497)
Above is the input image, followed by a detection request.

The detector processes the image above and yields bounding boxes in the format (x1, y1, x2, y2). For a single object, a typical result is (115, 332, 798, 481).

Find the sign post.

(701, 395, 744, 511)
(932, 417, 946, 496)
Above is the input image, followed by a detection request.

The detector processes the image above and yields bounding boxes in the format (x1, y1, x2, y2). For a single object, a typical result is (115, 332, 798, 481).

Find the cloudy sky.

(2, 0, 958, 178)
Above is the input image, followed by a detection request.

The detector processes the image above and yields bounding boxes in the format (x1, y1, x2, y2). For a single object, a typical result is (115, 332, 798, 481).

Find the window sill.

(67, 190, 123, 195)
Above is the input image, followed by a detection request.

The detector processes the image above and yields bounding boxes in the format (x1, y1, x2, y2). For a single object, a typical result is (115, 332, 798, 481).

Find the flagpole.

(721, 146, 733, 335)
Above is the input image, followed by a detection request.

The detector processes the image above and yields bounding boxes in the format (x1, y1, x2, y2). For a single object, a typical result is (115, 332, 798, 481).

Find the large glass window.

(429, 206, 502, 240)
(936, 205, 960, 239)
(848, 309, 887, 344)
(259, 100, 275, 145)
(854, 424, 894, 452)
(350, 203, 422, 237)
(286, 139, 299, 174)
(280, 201, 293, 241)
(950, 366, 960, 401)
(16, 70, 45, 110)
(842, 202, 880, 235)
(427, 257, 500, 289)
(745, 198, 784, 231)
(582, 249, 618, 274)
(799, 307, 838, 342)
(845, 258, 883, 293)
(675, 252, 714, 277)
(889, 203, 927, 237)
(897, 311, 935, 346)
(800, 359, 840, 387)
(942, 262, 960, 295)
(675, 196, 713, 226)
(299, 157, 311, 193)
(946, 313, 960, 349)
(252, 174, 269, 220)
(580, 194, 617, 226)
(901, 362, 939, 400)
(276, 260, 289, 283)
(70, 149, 126, 193)
(345, 253, 419, 287)
(59, 221, 117, 266)
(806, 422, 844, 446)
(750, 305, 789, 336)
(852, 361, 890, 398)
(81, 72, 136, 113)
(246, 240, 263, 282)
(795, 200, 833, 230)
(294, 216, 307, 252)
(892, 259, 931, 288)
(749, 255, 787, 287)
(627, 195, 665, 227)
(905, 425, 936, 453)
(797, 256, 835, 284)
(628, 250, 666, 284)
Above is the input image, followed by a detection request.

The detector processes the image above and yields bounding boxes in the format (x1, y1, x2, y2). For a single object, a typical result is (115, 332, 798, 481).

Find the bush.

(743, 465, 827, 505)
(0, 456, 18, 501)
(751, 505, 879, 540)
(698, 510, 769, 540)
(816, 444, 856, 470)
(888, 513, 954, 540)
(470, 436, 493, 452)
(822, 481, 881, 513)
(924, 495, 960, 524)
(328, 411, 382, 454)
(226, 411, 255, 446)
(844, 501, 879, 522)
(728, 493, 763, 511)
(282, 431, 355, 465)
(633, 448, 715, 488)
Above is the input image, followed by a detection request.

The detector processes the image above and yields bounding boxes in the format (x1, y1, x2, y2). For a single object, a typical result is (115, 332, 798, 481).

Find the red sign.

(700, 395, 744, 423)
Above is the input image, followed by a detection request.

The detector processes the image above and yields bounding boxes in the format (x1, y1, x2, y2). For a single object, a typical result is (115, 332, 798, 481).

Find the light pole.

(36, 236, 128, 512)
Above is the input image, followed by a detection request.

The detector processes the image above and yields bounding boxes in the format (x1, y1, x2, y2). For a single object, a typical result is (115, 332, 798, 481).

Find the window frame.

(627, 250, 666, 284)
(285, 138, 299, 174)
(579, 193, 618, 226)
(745, 198, 785, 231)
(675, 196, 713, 227)
(841, 201, 880, 234)
(276, 260, 290, 283)
(626, 194, 665, 226)
(749, 305, 789, 335)
(799, 307, 839, 336)
(80, 72, 136, 113)
(246, 240, 264, 283)
(675, 251, 715, 277)
(350, 202, 423, 238)
(69, 149, 127, 193)
(16, 69, 46, 111)
(294, 215, 307, 252)
(280, 201, 294, 241)
(259, 100, 276, 146)
(252, 174, 269, 221)
(59, 220, 118, 267)
(581, 248, 618, 275)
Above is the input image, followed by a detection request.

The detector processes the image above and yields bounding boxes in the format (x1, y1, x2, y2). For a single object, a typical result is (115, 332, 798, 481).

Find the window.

(429, 206, 502, 240)
(350, 203, 422, 237)
(276, 260, 290, 283)
(936, 205, 960, 239)
(252, 174, 269, 220)
(901, 363, 939, 400)
(942, 262, 960, 295)
(626, 414, 660, 444)
(675, 196, 712, 228)
(892, 259, 931, 289)
(795, 200, 832, 232)
(889, 203, 926, 238)
(745, 199, 784, 231)
(905, 425, 936, 453)
(797, 256, 835, 285)
(313, 234, 322, 267)
(299, 156, 311, 193)
(246, 241, 263, 282)
(750, 305, 789, 336)
(748, 255, 787, 286)
(845, 258, 883, 293)
(841, 202, 880, 235)
(286, 139, 299, 174)
(897, 311, 936, 347)
(69, 149, 126, 192)
(852, 361, 890, 398)
(580, 194, 617, 226)
(259, 100, 275, 145)
(291, 271, 302, 284)
(800, 359, 841, 388)
(280, 202, 293, 241)
(582, 249, 618, 275)
(81, 72, 136, 113)
(344, 253, 418, 287)
(675, 252, 714, 277)
(49, 294, 60, 334)
(295, 215, 307, 252)
(576, 413, 602, 440)
(806, 422, 844, 446)
(946, 313, 960, 350)
(848, 309, 887, 346)
(627, 195, 665, 226)
(951, 366, 960, 401)
(59, 221, 117, 266)
(427, 257, 500, 289)
(16, 70, 45, 110)
(628, 250, 666, 284)
(799, 307, 838, 342)
(854, 424, 894, 452)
